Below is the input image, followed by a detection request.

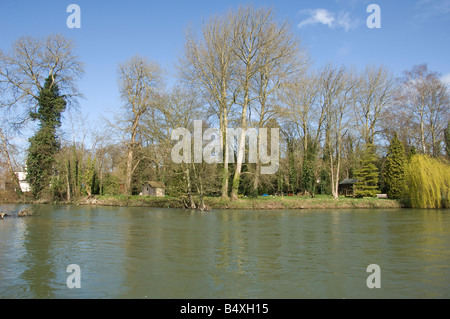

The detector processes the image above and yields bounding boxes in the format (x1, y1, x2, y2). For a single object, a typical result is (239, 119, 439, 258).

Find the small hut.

(338, 178, 358, 197)
(142, 181, 166, 197)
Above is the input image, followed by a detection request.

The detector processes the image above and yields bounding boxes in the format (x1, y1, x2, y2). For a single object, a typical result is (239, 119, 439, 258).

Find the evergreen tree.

(383, 133, 407, 199)
(445, 121, 450, 159)
(26, 76, 66, 199)
(318, 149, 331, 195)
(354, 143, 379, 197)
(318, 167, 331, 195)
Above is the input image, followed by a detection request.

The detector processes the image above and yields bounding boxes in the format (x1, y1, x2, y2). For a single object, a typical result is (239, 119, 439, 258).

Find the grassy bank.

(2, 192, 405, 210)
(66, 194, 404, 210)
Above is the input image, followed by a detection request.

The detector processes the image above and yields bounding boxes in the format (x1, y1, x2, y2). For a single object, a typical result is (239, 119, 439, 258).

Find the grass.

(73, 193, 403, 210)
(4, 191, 404, 210)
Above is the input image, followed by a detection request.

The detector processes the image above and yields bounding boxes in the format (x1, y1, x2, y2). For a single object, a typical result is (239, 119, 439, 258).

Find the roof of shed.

(145, 181, 166, 189)
(339, 178, 358, 185)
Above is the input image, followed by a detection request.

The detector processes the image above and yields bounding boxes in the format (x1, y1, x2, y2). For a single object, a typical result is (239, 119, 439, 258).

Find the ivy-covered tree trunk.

(26, 76, 66, 199)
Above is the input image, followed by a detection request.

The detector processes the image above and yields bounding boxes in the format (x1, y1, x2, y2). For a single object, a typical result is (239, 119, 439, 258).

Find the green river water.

(0, 204, 449, 299)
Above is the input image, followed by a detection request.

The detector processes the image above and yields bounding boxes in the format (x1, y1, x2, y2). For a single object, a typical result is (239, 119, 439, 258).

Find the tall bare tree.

(424, 75, 450, 156)
(116, 55, 163, 195)
(323, 67, 357, 199)
(248, 11, 307, 197)
(354, 65, 396, 145)
(181, 5, 306, 199)
(0, 126, 21, 195)
(0, 34, 84, 127)
(180, 10, 239, 198)
(397, 64, 449, 155)
(229, 5, 305, 200)
(280, 72, 321, 158)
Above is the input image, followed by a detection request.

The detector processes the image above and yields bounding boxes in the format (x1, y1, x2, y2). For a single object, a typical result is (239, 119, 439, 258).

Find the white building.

(15, 171, 31, 192)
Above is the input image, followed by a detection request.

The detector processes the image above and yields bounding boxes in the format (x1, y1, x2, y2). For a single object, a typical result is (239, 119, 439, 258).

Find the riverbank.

(8, 194, 405, 210)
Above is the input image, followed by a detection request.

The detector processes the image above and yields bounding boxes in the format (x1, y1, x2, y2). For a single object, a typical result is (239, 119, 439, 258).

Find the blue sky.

(1, 0, 450, 127)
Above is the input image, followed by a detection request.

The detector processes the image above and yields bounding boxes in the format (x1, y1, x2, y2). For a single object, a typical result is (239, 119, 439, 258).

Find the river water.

(0, 204, 449, 299)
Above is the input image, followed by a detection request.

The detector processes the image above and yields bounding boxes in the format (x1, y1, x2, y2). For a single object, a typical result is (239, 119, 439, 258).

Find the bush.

(102, 173, 121, 195)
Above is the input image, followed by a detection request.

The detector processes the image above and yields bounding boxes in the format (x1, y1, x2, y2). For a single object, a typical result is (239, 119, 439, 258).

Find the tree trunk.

(330, 153, 338, 199)
(221, 110, 229, 198)
(125, 146, 134, 195)
(252, 160, 261, 197)
(420, 118, 426, 154)
(230, 80, 250, 200)
(184, 165, 196, 209)
(0, 129, 22, 196)
(66, 159, 71, 201)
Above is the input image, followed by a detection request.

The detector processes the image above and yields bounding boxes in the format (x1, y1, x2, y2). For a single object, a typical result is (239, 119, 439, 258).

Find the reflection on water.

(0, 204, 449, 299)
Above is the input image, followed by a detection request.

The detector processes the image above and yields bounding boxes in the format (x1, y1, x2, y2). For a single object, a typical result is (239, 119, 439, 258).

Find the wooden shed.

(142, 181, 166, 197)
(338, 178, 358, 197)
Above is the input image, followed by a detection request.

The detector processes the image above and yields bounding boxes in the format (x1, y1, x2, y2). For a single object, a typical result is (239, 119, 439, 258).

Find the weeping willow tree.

(406, 155, 450, 208)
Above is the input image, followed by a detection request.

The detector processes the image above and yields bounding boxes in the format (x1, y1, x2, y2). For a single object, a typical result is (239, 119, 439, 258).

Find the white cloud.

(297, 9, 360, 31)
(298, 9, 334, 29)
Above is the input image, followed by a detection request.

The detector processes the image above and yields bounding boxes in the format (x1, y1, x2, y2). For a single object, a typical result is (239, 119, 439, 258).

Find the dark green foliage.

(318, 167, 331, 195)
(102, 173, 121, 195)
(383, 133, 407, 199)
(354, 143, 379, 197)
(445, 121, 450, 159)
(318, 144, 332, 195)
(26, 76, 66, 199)
(407, 146, 417, 161)
(286, 138, 298, 194)
(302, 139, 317, 197)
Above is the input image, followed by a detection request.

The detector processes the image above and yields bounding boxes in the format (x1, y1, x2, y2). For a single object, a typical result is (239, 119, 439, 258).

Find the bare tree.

(323, 67, 357, 199)
(229, 5, 306, 200)
(397, 64, 449, 155)
(354, 65, 396, 145)
(424, 76, 450, 156)
(280, 71, 321, 157)
(116, 55, 163, 195)
(179, 11, 239, 198)
(0, 126, 21, 195)
(180, 5, 307, 199)
(398, 65, 429, 154)
(0, 34, 84, 127)
(248, 12, 307, 197)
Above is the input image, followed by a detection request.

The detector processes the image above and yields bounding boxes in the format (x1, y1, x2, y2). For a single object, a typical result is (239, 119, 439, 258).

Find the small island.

(0, 6, 449, 211)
